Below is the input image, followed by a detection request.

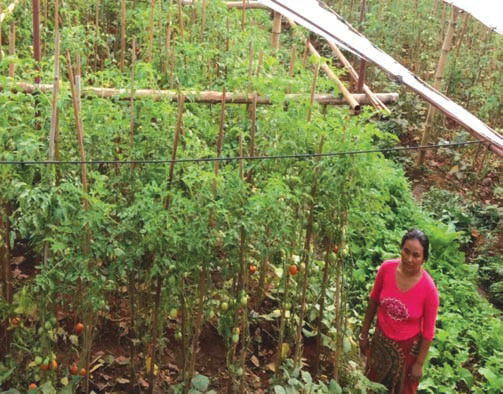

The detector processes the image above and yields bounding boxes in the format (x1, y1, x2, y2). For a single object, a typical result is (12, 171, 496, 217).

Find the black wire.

(0, 141, 483, 166)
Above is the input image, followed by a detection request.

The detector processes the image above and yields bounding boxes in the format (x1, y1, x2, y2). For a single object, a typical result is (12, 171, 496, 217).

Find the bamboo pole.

(76, 54, 81, 112)
(165, 95, 185, 210)
(177, 0, 184, 40)
(307, 62, 320, 123)
(199, 0, 207, 41)
(3, 83, 400, 107)
(129, 37, 136, 170)
(271, 12, 281, 52)
(183, 0, 267, 9)
(94, 0, 100, 72)
(417, 6, 458, 165)
(241, 0, 246, 30)
(33, 0, 41, 84)
(9, 24, 15, 78)
(286, 45, 296, 94)
(0, 203, 12, 304)
(0, 5, 3, 63)
(293, 137, 324, 367)
(307, 42, 360, 112)
(120, 0, 126, 71)
(357, 0, 367, 93)
(48, 11, 60, 161)
(256, 50, 263, 76)
(147, 0, 154, 63)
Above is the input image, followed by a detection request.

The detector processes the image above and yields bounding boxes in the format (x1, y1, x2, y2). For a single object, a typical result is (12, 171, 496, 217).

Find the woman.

(359, 229, 439, 394)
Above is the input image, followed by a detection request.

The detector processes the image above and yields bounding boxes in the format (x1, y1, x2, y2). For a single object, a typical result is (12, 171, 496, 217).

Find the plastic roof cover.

(442, 0, 503, 35)
(259, 0, 503, 155)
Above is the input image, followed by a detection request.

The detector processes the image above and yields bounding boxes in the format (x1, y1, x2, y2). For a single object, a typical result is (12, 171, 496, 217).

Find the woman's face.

(400, 238, 425, 275)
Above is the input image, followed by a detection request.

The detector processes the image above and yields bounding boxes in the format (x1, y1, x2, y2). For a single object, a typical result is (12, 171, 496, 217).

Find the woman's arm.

(410, 338, 433, 380)
(359, 298, 379, 354)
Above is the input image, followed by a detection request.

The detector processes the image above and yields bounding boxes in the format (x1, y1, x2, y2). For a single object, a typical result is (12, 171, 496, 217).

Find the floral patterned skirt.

(365, 326, 420, 394)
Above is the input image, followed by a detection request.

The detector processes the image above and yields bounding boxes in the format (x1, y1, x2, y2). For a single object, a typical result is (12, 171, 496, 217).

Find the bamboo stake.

(76, 54, 81, 112)
(417, 6, 457, 165)
(293, 137, 324, 367)
(48, 22, 60, 161)
(9, 24, 15, 78)
(120, 0, 126, 71)
(0, 5, 3, 63)
(148, 276, 163, 394)
(357, 0, 367, 93)
(165, 95, 185, 210)
(186, 89, 226, 394)
(241, 0, 246, 30)
(302, 39, 309, 68)
(313, 236, 333, 377)
(307, 42, 360, 112)
(275, 265, 290, 372)
(147, 0, 154, 63)
(199, 0, 207, 41)
(129, 37, 136, 171)
(256, 50, 263, 76)
(177, 0, 184, 40)
(286, 45, 296, 94)
(307, 61, 320, 123)
(94, 0, 100, 72)
(333, 251, 343, 379)
(271, 12, 281, 52)
(0, 203, 12, 304)
(33, 0, 41, 83)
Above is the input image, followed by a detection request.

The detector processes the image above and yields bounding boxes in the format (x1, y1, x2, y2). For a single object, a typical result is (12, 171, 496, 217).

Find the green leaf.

(274, 386, 287, 394)
(328, 380, 342, 394)
(191, 374, 209, 392)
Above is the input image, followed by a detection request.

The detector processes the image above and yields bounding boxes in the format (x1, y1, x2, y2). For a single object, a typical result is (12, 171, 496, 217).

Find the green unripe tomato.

(34, 356, 43, 365)
(169, 308, 178, 319)
(175, 330, 182, 342)
(330, 252, 337, 263)
(232, 334, 240, 344)
(220, 302, 229, 312)
(208, 309, 215, 319)
(236, 367, 243, 376)
(44, 321, 52, 331)
(233, 327, 240, 336)
(240, 296, 248, 307)
(312, 222, 319, 232)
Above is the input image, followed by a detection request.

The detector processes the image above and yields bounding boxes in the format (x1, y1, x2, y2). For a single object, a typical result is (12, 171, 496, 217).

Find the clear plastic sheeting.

(259, 0, 503, 156)
(442, 0, 503, 35)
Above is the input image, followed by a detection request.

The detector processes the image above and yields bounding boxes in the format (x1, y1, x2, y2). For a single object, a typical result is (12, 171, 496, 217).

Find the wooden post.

(271, 12, 281, 52)
(33, 0, 41, 83)
(147, 0, 154, 63)
(120, 0, 126, 71)
(9, 24, 15, 78)
(417, 6, 457, 165)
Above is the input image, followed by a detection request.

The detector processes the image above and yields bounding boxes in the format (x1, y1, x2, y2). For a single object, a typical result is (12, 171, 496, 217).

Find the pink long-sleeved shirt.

(370, 259, 439, 341)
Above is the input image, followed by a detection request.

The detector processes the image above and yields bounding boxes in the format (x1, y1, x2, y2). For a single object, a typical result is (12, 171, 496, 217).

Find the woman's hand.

(359, 334, 370, 357)
(410, 362, 423, 381)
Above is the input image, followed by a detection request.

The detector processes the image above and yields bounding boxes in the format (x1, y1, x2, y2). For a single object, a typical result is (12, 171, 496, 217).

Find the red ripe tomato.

(75, 323, 84, 335)
(51, 360, 58, 370)
(333, 245, 339, 253)
(80, 368, 87, 376)
(29, 383, 37, 390)
(71, 364, 78, 375)
(249, 265, 257, 275)
(289, 264, 298, 276)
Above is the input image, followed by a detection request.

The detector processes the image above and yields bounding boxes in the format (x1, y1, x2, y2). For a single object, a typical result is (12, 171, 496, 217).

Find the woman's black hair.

(401, 228, 429, 261)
